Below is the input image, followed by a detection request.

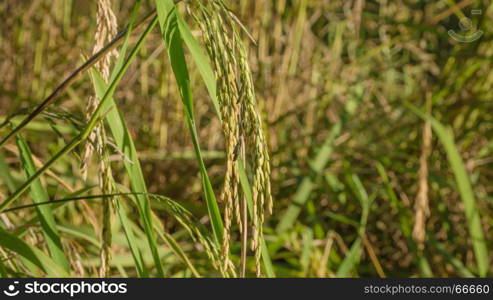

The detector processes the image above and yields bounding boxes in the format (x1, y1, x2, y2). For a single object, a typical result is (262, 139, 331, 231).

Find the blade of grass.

(275, 128, 338, 233)
(89, 69, 163, 277)
(158, 230, 201, 278)
(85, 0, 154, 277)
(89, 22, 167, 276)
(2, 190, 200, 277)
(0, 227, 68, 277)
(91, 66, 168, 277)
(406, 102, 489, 277)
(0, 14, 158, 220)
(176, 16, 221, 120)
(238, 161, 275, 277)
(0, 153, 17, 192)
(276, 85, 363, 233)
(336, 172, 371, 277)
(155, 0, 223, 243)
(336, 238, 362, 277)
(300, 227, 314, 274)
(114, 200, 147, 277)
(169, 3, 275, 273)
(0, 11, 158, 148)
(429, 237, 475, 277)
(15, 135, 70, 273)
(0, 256, 8, 277)
(375, 162, 433, 277)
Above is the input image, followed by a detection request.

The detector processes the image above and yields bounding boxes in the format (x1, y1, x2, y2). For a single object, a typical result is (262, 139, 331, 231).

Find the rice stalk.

(80, 0, 119, 277)
(412, 97, 432, 251)
(3, 191, 226, 277)
(0, 10, 157, 149)
(0, 10, 158, 246)
(15, 134, 70, 272)
(192, 0, 272, 276)
(147, 194, 225, 273)
(155, 0, 226, 257)
(406, 102, 490, 277)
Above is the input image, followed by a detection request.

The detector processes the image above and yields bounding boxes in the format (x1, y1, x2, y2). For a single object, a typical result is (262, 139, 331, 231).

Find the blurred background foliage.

(0, 0, 492, 277)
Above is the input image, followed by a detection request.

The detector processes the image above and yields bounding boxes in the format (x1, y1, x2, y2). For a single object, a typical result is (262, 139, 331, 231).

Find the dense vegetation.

(0, 0, 492, 277)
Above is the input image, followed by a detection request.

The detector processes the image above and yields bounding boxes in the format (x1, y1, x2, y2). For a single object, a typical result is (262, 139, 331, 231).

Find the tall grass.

(0, 0, 492, 278)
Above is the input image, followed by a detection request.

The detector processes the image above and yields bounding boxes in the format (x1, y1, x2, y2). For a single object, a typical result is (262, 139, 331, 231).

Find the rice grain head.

(192, 0, 273, 277)
(81, 0, 118, 180)
(80, 0, 118, 277)
(149, 194, 235, 277)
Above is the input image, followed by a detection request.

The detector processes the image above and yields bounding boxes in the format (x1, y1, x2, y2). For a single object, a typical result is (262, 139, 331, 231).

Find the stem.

(0, 11, 157, 148)
(0, 16, 158, 212)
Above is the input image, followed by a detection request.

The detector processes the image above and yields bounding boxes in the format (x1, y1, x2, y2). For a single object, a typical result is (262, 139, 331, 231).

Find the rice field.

(0, 0, 492, 277)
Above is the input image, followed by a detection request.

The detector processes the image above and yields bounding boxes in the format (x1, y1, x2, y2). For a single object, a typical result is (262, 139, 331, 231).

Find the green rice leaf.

(155, 0, 224, 244)
(16, 135, 70, 273)
(406, 103, 489, 277)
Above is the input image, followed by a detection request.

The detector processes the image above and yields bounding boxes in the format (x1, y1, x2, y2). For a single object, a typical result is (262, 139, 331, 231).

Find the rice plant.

(0, 0, 492, 278)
